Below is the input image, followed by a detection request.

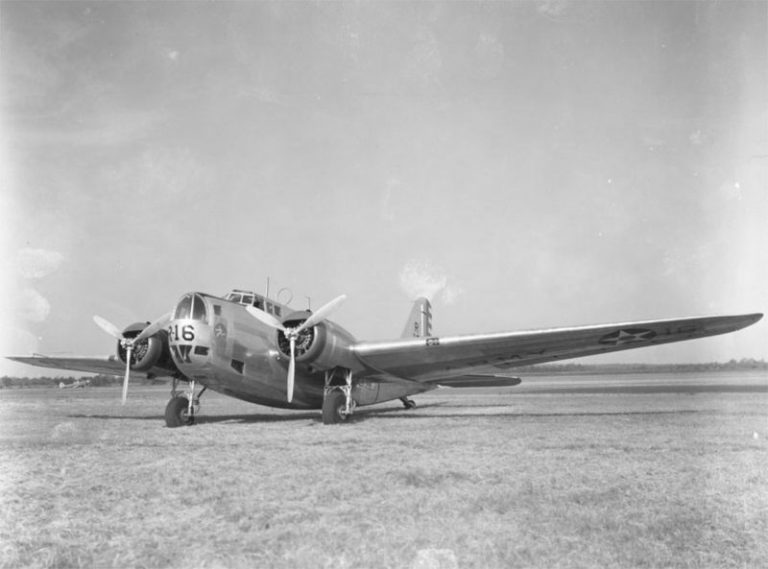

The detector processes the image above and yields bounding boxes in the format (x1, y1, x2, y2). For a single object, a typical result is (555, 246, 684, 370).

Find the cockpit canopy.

(224, 289, 282, 317)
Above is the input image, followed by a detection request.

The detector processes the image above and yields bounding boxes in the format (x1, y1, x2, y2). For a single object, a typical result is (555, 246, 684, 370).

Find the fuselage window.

(174, 294, 193, 319)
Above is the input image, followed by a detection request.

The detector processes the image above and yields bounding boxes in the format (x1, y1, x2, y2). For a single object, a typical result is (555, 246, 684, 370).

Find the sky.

(1, 0, 766, 377)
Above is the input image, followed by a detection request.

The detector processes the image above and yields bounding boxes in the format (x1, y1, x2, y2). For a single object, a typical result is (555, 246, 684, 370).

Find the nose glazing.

(169, 293, 212, 370)
(173, 293, 208, 322)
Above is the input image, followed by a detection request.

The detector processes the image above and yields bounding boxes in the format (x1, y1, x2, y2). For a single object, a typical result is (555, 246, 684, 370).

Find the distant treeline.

(2, 359, 766, 388)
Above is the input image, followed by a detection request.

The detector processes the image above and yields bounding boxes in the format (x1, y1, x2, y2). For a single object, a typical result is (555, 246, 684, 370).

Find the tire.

(322, 389, 349, 425)
(165, 396, 192, 428)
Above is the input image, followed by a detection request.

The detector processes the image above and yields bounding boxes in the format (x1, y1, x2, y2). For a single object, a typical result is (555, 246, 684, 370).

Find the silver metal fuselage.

(166, 293, 429, 409)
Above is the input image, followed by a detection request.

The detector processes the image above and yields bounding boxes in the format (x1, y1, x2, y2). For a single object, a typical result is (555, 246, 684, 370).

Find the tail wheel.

(322, 389, 349, 425)
(165, 396, 193, 428)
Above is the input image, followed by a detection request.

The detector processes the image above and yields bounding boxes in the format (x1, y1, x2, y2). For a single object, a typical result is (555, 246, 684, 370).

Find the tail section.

(401, 297, 433, 338)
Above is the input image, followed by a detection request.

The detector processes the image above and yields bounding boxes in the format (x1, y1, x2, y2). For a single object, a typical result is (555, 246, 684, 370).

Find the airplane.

(8, 288, 762, 427)
(58, 378, 91, 389)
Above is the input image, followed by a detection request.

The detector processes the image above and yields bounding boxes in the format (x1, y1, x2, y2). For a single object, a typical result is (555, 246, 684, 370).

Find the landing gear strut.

(165, 378, 207, 428)
(400, 397, 416, 409)
(323, 368, 356, 424)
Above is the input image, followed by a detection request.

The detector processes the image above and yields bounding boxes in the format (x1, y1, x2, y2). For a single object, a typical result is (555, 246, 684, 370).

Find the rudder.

(401, 297, 432, 338)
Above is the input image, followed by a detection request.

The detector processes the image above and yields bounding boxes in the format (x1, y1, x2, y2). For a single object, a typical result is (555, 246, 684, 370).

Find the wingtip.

(734, 312, 763, 329)
(6, 355, 44, 362)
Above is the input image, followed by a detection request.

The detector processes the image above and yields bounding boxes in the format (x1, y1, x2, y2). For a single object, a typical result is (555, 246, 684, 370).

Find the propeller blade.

(133, 312, 172, 343)
(296, 294, 347, 333)
(122, 344, 132, 405)
(287, 336, 295, 403)
(246, 306, 287, 332)
(93, 315, 124, 340)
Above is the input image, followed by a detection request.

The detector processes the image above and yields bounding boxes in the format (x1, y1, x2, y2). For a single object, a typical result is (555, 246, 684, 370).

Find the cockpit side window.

(242, 295, 254, 305)
(174, 294, 193, 319)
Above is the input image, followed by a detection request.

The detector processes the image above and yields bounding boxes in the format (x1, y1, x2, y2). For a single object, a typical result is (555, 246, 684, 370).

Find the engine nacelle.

(277, 311, 359, 372)
(116, 322, 173, 372)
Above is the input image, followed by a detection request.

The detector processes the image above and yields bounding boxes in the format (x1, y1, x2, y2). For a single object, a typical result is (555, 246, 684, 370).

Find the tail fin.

(401, 297, 433, 338)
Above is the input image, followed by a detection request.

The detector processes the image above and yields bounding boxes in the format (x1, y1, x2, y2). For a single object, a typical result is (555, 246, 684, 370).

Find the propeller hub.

(245, 293, 346, 403)
(93, 312, 171, 405)
(277, 322, 315, 360)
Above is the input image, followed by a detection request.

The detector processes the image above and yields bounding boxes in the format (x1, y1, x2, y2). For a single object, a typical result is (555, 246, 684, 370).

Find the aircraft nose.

(168, 293, 213, 368)
(168, 318, 212, 367)
(172, 292, 210, 322)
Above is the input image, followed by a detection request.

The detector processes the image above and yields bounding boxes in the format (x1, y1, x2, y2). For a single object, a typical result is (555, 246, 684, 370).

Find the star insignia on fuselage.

(599, 328, 656, 346)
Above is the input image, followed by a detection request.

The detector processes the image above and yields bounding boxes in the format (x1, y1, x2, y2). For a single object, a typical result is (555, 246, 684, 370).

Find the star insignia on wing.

(599, 328, 657, 346)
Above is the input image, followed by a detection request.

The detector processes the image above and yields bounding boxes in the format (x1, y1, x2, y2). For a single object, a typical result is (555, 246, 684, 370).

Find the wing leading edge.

(6, 355, 171, 379)
(353, 313, 763, 383)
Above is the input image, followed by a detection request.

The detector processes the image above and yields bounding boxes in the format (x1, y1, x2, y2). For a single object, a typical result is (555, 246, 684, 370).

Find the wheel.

(322, 389, 349, 425)
(165, 396, 193, 428)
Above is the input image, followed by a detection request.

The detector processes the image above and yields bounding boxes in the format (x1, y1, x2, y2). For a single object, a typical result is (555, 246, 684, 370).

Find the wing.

(353, 313, 763, 383)
(6, 355, 172, 379)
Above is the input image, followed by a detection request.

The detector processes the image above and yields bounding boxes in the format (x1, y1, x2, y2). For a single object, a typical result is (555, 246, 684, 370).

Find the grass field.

(1, 372, 767, 569)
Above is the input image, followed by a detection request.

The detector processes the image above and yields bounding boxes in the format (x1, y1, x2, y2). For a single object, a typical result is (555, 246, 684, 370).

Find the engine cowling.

(116, 322, 173, 372)
(277, 311, 359, 372)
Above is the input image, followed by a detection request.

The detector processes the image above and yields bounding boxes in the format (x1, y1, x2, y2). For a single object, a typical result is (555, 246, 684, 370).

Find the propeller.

(93, 312, 171, 404)
(246, 294, 346, 403)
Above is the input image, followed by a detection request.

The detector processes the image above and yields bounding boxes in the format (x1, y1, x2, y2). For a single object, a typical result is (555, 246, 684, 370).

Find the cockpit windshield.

(223, 289, 280, 316)
(225, 290, 264, 309)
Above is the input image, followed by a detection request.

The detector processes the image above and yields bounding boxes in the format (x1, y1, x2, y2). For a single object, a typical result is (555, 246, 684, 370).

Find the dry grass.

(1, 374, 767, 569)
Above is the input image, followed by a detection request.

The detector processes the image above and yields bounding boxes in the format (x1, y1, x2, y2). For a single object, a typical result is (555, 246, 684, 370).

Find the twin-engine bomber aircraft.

(9, 289, 762, 427)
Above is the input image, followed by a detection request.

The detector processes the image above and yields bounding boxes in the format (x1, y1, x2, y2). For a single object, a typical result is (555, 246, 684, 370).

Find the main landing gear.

(400, 397, 416, 409)
(165, 377, 207, 428)
(323, 368, 356, 425)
